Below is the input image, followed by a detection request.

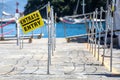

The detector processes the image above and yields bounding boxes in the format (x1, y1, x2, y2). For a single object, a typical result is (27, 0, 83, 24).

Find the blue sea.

(0, 22, 87, 38)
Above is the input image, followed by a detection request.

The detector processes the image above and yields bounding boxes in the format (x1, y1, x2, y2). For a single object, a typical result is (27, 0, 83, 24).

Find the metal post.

(47, 2, 51, 74)
(1, 0, 4, 40)
(15, 13, 20, 46)
(82, 0, 85, 14)
(51, 6, 54, 56)
(91, 13, 94, 54)
(110, 16, 113, 72)
(89, 26, 91, 51)
(17, 20, 20, 46)
(48, 20, 50, 74)
(32, 31, 33, 38)
(74, 0, 80, 15)
(92, 12, 95, 55)
(98, 30, 100, 60)
(94, 9, 98, 57)
(102, 10, 108, 65)
(106, 0, 109, 10)
(98, 7, 103, 61)
(87, 19, 90, 49)
(15, 2, 20, 46)
(110, 0, 115, 71)
(20, 31, 24, 49)
(54, 13, 57, 51)
(89, 15, 92, 51)
(91, 19, 94, 54)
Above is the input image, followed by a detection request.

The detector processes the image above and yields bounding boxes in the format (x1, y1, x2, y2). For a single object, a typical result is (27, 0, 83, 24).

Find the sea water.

(0, 22, 106, 38)
(0, 22, 87, 38)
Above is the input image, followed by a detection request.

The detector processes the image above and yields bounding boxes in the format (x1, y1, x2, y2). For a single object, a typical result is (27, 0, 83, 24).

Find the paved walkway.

(0, 38, 119, 80)
(87, 41, 120, 75)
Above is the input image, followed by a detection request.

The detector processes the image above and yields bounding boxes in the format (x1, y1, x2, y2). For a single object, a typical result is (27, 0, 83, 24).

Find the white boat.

(59, 17, 105, 24)
(0, 17, 15, 23)
(93, 18, 105, 22)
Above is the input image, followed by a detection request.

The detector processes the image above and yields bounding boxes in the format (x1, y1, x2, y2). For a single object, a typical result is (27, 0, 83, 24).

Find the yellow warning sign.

(19, 10, 44, 34)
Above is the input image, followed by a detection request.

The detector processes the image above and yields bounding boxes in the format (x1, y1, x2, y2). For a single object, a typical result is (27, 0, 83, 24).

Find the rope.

(60, 18, 75, 24)
(38, 4, 48, 11)
(0, 20, 15, 28)
(65, 12, 93, 18)
(0, 29, 14, 37)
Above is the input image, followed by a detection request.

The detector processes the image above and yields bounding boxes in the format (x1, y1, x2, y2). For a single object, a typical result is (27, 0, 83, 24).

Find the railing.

(87, 5, 115, 72)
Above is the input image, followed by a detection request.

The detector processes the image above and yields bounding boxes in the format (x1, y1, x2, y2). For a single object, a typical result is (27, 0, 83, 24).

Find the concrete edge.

(85, 43, 120, 75)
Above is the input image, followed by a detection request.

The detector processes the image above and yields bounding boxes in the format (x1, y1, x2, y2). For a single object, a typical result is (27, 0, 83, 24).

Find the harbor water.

(0, 22, 87, 38)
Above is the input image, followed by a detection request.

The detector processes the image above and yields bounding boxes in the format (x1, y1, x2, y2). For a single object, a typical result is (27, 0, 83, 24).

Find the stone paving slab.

(87, 43, 120, 75)
(0, 38, 119, 80)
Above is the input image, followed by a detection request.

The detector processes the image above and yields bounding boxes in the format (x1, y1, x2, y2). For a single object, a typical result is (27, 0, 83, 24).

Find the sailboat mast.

(74, 0, 85, 15)
(82, 0, 85, 14)
(74, 0, 80, 15)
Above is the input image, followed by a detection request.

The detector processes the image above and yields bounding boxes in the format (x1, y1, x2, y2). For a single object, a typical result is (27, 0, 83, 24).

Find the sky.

(0, 0, 27, 17)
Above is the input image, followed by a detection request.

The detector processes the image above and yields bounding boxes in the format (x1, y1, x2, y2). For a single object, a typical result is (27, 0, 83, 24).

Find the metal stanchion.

(20, 31, 24, 49)
(88, 14, 92, 51)
(47, 2, 50, 75)
(94, 8, 98, 57)
(92, 12, 95, 54)
(54, 13, 57, 51)
(98, 7, 103, 61)
(51, 6, 54, 56)
(16, 18, 20, 46)
(102, 14, 107, 65)
(0, 0, 4, 40)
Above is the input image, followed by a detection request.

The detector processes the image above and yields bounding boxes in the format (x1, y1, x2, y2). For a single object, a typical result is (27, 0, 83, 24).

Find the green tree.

(24, 0, 107, 17)
(51, 0, 77, 17)
(24, 0, 48, 14)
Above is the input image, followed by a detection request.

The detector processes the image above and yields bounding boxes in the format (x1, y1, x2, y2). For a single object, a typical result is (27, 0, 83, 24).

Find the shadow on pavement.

(85, 73, 120, 77)
(69, 37, 87, 43)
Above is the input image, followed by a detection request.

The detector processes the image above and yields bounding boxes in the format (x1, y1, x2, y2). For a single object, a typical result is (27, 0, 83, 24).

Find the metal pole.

(15, 2, 20, 46)
(92, 12, 95, 55)
(74, 0, 80, 15)
(98, 28, 101, 60)
(52, 7, 55, 51)
(89, 15, 92, 51)
(32, 31, 33, 38)
(82, 0, 85, 14)
(1, 0, 4, 40)
(102, 10, 108, 65)
(91, 14, 94, 54)
(107, 0, 109, 10)
(94, 9, 98, 57)
(54, 13, 57, 51)
(47, 2, 51, 74)
(51, 6, 54, 56)
(15, 13, 20, 46)
(110, 0, 115, 72)
(16, 20, 20, 46)
(21, 32, 24, 49)
(110, 15, 113, 72)
(20, 30, 24, 49)
(87, 19, 90, 49)
(47, 18, 50, 74)
(98, 7, 103, 61)
(89, 14, 93, 51)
